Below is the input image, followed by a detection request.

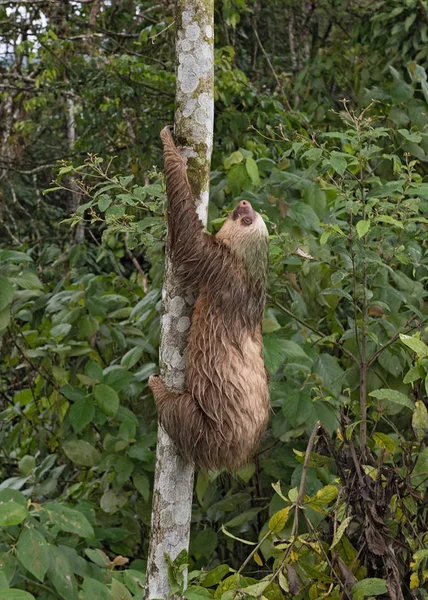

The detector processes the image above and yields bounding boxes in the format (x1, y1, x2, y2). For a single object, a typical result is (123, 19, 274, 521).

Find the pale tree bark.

(145, 0, 214, 598)
(65, 91, 85, 243)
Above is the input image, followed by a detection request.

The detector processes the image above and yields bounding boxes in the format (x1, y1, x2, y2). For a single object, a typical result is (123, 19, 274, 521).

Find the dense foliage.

(2, 1, 428, 599)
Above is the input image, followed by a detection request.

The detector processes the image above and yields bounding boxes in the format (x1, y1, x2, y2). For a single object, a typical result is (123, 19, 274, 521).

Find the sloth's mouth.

(232, 200, 256, 220)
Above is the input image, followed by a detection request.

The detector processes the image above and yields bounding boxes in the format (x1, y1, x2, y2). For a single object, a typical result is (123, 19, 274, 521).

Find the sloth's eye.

(242, 217, 252, 226)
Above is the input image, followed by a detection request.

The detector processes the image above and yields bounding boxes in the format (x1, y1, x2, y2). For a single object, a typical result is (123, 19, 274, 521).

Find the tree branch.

(268, 295, 359, 364)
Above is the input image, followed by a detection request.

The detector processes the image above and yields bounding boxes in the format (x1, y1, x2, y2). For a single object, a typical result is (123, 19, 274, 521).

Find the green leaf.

(134, 362, 157, 381)
(58, 165, 73, 175)
(220, 525, 257, 545)
(128, 444, 152, 462)
(43, 503, 94, 538)
(320, 229, 331, 245)
(262, 316, 281, 334)
(404, 12, 417, 31)
(196, 471, 209, 505)
(378, 349, 402, 377)
(412, 447, 428, 487)
(60, 384, 85, 401)
(264, 336, 312, 374)
(114, 455, 134, 486)
(224, 508, 262, 528)
(184, 586, 214, 600)
(329, 151, 347, 176)
(119, 175, 134, 187)
(94, 384, 119, 416)
(0, 502, 28, 526)
(413, 549, 428, 568)
(78, 314, 99, 339)
(356, 219, 370, 239)
(100, 489, 127, 514)
(403, 365, 422, 384)
(69, 397, 95, 433)
(408, 182, 428, 198)
(133, 472, 150, 502)
(282, 390, 313, 428)
(17, 528, 50, 582)
(398, 128, 422, 143)
(390, 79, 414, 104)
(85, 548, 110, 567)
(123, 570, 145, 595)
(18, 455, 36, 475)
(0, 490, 26, 506)
(62, 439, 101, 466)
(240, 581, 270, 597)
(268, 507, 290, 533)
(224, 151, 244, 170)
(50, 323, 72, 338)
(320, 288, 352, 301)
(0, 591, 35, 600)
(0, 307, 10, 332)
(372, 433, 395, 453)
(0, 277, 13, 312)
(111, 578, 132, 600)
(48, 546, 79, 600)
(13, 271, 43, 290)
(201, 565, 230, 588)
(373, 215, 403, 229)
(288, 202, 320, 231)
(369, 389, 414, 411)
(98, 195, 112, 212)
(400, 334, 428, 357)
(306, 485, 338, 506)
(236, 463, 255, 483)
(0, 552, 16, 584)
(351, 578, 387, 599)
(121, 346, 143, 369)
(102, 366, 133, 391)
(191, 528, 218, 558)
(413, 401, 428, 441)
(245, 157, 261, 186)
(313, 353, 345, 394)
(302, 147, 323, 161)
(330, 516, 352, 550)
(304, 183, 326, 218)
(0, 250, 32, 263)
(227, 163, 251, 195)
(86, 360, 103, 381)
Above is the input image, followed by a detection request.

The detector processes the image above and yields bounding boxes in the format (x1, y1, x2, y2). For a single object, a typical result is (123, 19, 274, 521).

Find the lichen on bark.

(145, 0, 214, 598)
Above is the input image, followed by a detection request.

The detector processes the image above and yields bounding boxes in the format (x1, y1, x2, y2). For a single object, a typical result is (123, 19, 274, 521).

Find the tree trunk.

(65, 91, 85, 243)
(145, 0, 214, 598)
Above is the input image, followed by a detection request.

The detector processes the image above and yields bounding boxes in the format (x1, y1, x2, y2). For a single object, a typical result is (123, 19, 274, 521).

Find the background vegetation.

(1, 0, 428, 598)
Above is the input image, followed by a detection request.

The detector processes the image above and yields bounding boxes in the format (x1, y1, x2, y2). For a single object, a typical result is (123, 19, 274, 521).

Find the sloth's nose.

(238, 200, 251, 209)
(232, 200, 255, 220)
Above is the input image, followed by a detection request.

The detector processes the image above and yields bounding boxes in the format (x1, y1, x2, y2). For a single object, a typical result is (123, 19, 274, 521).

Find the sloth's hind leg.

(148, 375, 207, 466)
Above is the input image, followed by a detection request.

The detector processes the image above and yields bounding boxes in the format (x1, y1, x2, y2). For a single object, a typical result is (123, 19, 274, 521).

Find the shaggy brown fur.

(149, 127, 270, 471)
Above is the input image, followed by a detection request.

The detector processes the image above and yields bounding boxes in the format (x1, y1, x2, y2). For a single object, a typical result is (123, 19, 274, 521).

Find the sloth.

(149, 127, 270, 471)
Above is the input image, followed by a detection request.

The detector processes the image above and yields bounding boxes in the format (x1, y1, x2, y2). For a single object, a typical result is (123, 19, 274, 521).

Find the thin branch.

(150, 20, 175, 43)
(296, 421, 321, 507)
(0, 0, 53, 4)
(252, 25, 292, 112)
(236, 529, 272, 576)
(271, 421, 322, 582)
(366, 317, 428, 368)
(0, 161, 57, 174)
(268, 294, 359, 364)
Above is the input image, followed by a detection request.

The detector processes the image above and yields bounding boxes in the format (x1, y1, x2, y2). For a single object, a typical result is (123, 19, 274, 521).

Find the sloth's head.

(216, 200, 269, 273)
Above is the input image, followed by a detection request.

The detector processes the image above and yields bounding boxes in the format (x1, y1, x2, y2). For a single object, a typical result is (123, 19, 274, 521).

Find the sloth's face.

(231, 200, 268, 234)
(232, 200, 255, 222)
(216, 200, 268, 253)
